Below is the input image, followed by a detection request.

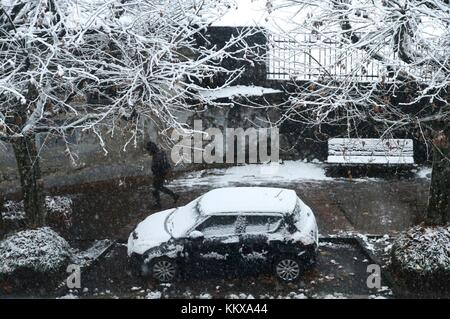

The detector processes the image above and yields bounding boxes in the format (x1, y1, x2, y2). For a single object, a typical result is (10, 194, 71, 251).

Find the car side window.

(245, 216, 282, 234)
(196, 216, 237, 238)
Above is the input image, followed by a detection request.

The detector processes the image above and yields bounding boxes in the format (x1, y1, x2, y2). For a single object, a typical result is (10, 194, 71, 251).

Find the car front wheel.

(151, 257, 178, 283)
(274, 256, 302, 282)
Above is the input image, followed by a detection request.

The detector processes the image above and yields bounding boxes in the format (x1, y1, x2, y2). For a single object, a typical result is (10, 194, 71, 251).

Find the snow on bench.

(327, 138, 415, 165)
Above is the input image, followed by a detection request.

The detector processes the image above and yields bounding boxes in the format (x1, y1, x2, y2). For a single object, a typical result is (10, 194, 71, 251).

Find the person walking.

(146, 141, 179, 209)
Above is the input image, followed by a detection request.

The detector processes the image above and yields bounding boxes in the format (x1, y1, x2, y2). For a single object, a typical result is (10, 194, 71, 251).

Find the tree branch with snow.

(0, 0, 262, 226)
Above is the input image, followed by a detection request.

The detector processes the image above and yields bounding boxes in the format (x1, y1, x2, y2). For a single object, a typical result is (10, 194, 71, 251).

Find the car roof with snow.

(197, 187, 298, 216)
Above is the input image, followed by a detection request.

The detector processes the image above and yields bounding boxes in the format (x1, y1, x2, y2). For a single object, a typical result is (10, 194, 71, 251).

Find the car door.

(186, 215, 241, 275)
(239, 215, 283, 272)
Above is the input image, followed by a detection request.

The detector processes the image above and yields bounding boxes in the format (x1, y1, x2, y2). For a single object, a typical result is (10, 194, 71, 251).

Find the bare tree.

(0, 0, 259, 227)
(266, 0, 450, 225)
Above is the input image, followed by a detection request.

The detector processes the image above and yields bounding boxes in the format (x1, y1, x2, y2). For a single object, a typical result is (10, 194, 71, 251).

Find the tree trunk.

(11, 135, 46, 228)
(426, 130, 450, 226)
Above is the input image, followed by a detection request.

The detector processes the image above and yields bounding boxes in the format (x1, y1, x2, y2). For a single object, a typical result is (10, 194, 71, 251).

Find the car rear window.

(244, 216, 282, 234)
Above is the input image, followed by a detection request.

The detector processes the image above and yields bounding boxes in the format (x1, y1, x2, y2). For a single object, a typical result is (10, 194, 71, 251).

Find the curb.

(320, 236, 401, 297)
(55, 240, 117, 297)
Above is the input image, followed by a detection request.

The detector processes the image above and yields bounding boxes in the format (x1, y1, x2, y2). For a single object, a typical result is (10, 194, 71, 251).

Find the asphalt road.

(58, 240, 393, 299)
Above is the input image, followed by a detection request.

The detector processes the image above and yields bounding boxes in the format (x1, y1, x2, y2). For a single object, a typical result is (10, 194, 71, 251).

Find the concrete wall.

(0, 118, 160, 183)
(0, 98, 288, 185)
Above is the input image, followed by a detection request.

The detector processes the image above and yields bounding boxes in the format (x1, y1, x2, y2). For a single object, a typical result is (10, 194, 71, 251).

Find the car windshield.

(165, 198, 201, 238)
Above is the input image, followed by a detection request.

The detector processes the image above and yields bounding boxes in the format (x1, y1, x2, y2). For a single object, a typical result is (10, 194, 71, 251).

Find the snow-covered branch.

(266, 0, 450, 137)
(0, 0, 262, 148)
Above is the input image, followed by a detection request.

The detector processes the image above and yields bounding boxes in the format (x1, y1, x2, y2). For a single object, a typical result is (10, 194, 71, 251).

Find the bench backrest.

(327, 138, 415, 164)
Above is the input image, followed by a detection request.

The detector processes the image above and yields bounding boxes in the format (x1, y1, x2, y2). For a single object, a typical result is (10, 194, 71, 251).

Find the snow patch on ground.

(279, 292, 308, 299)
(355, 233, 376, 252)
(391, 225, 450, 274)
(171, 161, 332, 188)
(198, 293, 213, 299)
(0, 227, 72, 275)
(416, 166, 432, 179)
(58, 293, 79, 299)
(199, 85, 282, 100)
(145, 291, 162, 299)
(315, 293, 347, 299)
(367, 235, 394, 254)
(227, 293, 256, 299)
(72, 239, 113, 268)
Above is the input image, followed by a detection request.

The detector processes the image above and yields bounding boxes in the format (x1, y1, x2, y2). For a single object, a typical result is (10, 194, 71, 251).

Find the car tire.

(150, 257, 178, 283)
(273, 255, 303, 283)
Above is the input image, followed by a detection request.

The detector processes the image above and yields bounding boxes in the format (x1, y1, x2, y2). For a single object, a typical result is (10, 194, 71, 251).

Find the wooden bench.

(326, 138, 415, 176)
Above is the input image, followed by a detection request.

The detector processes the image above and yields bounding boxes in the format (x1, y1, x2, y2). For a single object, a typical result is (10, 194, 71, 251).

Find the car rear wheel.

(274, 256, 302, 282)
(151, 257, 178, 283)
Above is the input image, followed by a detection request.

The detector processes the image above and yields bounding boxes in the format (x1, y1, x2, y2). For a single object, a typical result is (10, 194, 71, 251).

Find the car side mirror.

(189, 230, 204, 240)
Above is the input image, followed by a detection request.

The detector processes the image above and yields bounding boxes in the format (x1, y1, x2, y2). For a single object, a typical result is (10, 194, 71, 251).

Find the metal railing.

(266, 33, 439, 82)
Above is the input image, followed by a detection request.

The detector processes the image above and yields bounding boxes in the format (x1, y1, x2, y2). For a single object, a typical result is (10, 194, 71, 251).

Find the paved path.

(57, 241, 393, 299)
(1, 163, 430, 241)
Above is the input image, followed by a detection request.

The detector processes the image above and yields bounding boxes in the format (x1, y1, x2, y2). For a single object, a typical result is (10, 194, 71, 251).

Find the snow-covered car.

(127, 187, 319, 283)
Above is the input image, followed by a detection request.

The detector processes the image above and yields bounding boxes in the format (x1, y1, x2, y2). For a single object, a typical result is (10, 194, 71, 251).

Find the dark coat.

(151, 150, 171, 176)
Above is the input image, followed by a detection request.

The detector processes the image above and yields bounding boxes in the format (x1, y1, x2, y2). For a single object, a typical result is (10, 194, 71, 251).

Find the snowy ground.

(1, 161, 434, 298)
(24, 161, 427, 243)
(57, 240, 393, 299)
(170, 161, 332, 189)
(170, 161, 431, 188)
